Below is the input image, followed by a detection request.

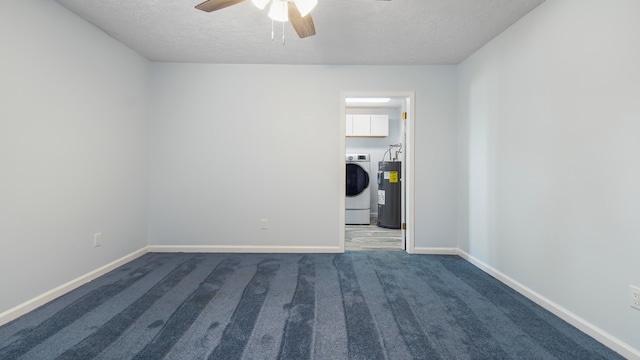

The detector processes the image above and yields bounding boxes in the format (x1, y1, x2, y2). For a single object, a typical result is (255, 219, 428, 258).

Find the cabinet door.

(370, 115, 389, 136)
(346, 115, 353, 136)
(352, 115, 371, 136)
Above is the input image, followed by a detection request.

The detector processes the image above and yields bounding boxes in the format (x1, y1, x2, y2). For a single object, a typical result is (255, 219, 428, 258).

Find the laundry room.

(345, 96, 406, 250)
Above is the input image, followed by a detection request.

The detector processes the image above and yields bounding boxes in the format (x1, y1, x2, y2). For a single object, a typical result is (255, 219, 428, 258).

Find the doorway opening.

(340, 91, 415, 252)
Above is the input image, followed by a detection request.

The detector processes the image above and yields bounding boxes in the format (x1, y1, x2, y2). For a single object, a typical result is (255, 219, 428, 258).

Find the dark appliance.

(377, 161, 401, 229)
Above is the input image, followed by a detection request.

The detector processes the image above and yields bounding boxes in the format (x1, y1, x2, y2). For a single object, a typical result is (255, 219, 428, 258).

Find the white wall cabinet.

(352, 115, 371, 135)
(346, 114, 388, 137)
(370, 115, 389, 136)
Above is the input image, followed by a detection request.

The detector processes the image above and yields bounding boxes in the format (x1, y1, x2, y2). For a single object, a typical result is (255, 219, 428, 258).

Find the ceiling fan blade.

(195, 0, 245, 12)
(288, 2, 316, 38)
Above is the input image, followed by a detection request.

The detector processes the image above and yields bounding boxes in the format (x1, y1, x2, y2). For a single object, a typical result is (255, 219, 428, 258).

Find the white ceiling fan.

(195, 0, 391, 39)
(195, 0, 317, 39)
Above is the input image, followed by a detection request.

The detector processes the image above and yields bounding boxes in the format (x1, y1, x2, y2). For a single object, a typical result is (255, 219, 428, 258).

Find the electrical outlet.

(94, 233, 102, 247)
(260, 219, 268, 230)
(631, 286, 640, 310)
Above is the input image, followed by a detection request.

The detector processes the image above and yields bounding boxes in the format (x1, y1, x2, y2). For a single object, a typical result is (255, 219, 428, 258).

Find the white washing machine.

(346, 154, 371, 224)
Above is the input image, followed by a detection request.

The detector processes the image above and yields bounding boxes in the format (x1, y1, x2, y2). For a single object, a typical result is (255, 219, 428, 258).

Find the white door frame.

(340, 91, 416, 253)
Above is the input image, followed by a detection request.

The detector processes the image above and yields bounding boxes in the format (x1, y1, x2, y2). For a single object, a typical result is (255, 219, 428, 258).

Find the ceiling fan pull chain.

(282, 20, 285, 45)
(271, 19, 275, 41)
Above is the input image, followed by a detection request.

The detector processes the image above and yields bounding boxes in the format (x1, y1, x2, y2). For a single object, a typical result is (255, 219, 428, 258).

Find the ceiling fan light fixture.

(268, 0, 289, 22)
(251, 0, 271, 10)
(294, 0, 317, 17)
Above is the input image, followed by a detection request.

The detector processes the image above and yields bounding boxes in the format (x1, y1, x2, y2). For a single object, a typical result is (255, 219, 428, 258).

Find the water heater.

(377, 161, 401, 229)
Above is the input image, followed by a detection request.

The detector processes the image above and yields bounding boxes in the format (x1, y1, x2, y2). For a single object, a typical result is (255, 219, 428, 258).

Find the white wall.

(346, 106, 404, 216)
(458, 0, 640, 354)
(0, 1, 150, 314)
(149, 64, 457, 250)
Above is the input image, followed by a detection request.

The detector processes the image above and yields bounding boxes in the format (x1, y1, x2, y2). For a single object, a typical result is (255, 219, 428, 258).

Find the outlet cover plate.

(630, 285, 640, 310)
(94, 233, 102, 247)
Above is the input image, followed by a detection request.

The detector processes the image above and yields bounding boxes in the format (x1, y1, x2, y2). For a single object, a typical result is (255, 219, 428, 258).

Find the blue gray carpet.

(0, 252, 623, 359)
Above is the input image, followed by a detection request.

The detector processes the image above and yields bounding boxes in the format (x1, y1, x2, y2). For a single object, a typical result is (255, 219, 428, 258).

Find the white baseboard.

(148, 245, 344, 254)
(412, 247, 459, 255)
(456, 249, 640, 360)
(0, 247, 149, 327)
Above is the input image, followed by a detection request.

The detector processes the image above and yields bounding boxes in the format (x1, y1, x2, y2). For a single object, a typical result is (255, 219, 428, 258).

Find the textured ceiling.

(55, 0, 545, 65)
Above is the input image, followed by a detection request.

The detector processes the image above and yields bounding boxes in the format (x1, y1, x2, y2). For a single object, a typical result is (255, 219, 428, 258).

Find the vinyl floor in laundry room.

(345, 223, 403, 250)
